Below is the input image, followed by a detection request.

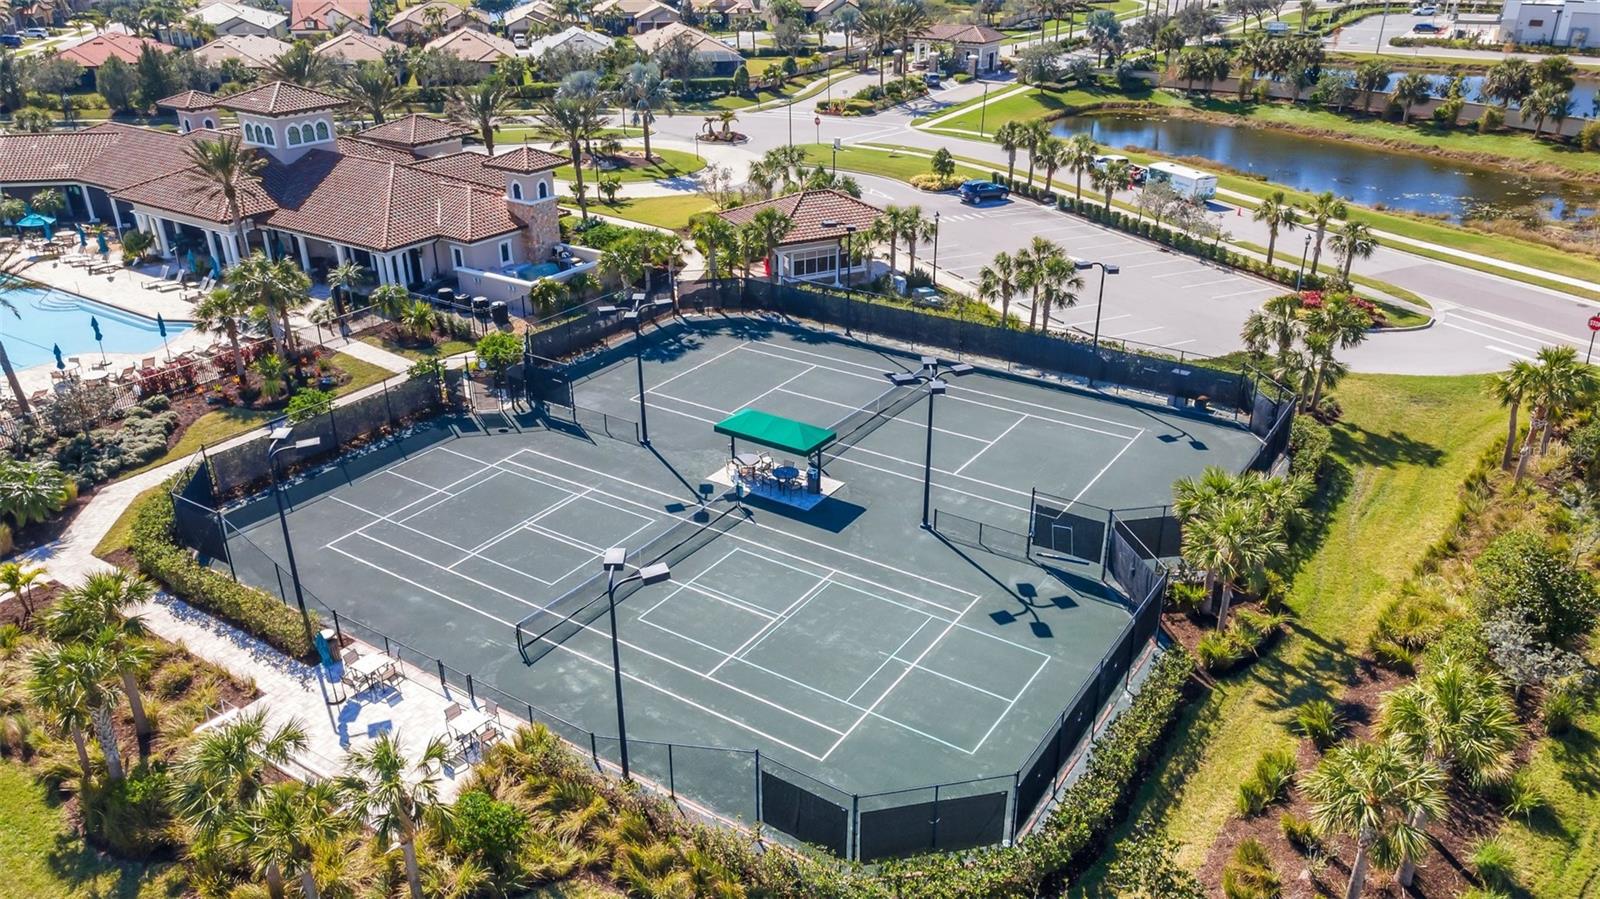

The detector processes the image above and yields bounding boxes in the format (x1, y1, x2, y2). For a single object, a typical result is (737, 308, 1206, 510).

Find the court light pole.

(601, 548, 671, 781)
(1074, 259, 1120, 351)
(886, 357, 974, 530)
(822, 220, 858, 292)
(931, 211, 941, 285)
(598, 293, 672, 446)
(267, 428, 322, 651)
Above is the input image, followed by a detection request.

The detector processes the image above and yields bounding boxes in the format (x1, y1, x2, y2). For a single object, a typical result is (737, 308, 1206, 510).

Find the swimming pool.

(0, 285, 192, 370)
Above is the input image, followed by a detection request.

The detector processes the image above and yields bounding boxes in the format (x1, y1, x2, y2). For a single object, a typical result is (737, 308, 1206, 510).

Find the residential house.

(193, 34, 293, 70)
(356, 113, 474, 157)
(288, 0, 372, 36)
(716, 189, 882, 285)
(521, 25, 613, 58)
(632, 22, 741, 75)
(191, 1, 290, 39)
(794, 0, 855, 24)
(56, 32, 176, 83)
(593, 0, 681, 34)
(162, 90, 221, 132)
(425, 27, 518, 76)
(503, 0, 558, 38)
(1499, 0, 1600, 46)
(0, 82, 582, 304)
(387, 0, 489, 43)
(912, 22, 1004, 73)
(313, 30, 404, 65)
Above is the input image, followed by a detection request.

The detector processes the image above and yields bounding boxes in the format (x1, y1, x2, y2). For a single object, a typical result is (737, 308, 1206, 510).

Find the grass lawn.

(571, 194, 717, 231)
(1496, 701, 1600, 896)
(329, 351, 395, 395)
(796, 142, 988, 183)
(0, 760, 182, 898)
(94, 482, 168, 558)
(554, 147, 705, 184)
(1076, 373, 1503, 885)
(360, 334, 474, 362)
(919, 82, 1171, 130)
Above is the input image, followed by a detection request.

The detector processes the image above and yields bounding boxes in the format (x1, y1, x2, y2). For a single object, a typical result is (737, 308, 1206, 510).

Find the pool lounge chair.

(151, 267, 184, 292)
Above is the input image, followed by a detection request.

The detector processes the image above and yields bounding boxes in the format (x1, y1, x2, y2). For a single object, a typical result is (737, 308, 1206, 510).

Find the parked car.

(1412, 21, 1441, 32)
(923, 72, 941, 87)
(512, 32, 527, 47)
(957, 179, 1009, 204)
(0, 34, 21, 47)
(20, 27, 48, 38)
(1411, 4, 1437, 14)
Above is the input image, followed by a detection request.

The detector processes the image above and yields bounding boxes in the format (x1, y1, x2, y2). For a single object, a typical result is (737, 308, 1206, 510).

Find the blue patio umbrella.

(91, 316, 106, 365)
(52, 344, 64, 371)
(74, 223, 86, 248)
(186, 249, 197, 275)
(96, 230, 109, 259)
(156, 313, 171, 363)
(211, 255, 222, 280)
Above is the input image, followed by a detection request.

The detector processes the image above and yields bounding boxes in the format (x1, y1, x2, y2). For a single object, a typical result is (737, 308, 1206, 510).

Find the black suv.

(957, 179, 1009, 204)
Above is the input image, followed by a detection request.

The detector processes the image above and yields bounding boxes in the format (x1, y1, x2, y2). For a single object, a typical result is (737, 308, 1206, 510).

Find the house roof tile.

(425, 27, 517, 63)
(157, 90, 218, 111)
(358, 114, 474, 147)
(217, 81, 349, 116)
(717, 189, 883, 247)
(312, 30, 402, 62)
(483, 145, 567, 173)
(56, 33, 174, 68)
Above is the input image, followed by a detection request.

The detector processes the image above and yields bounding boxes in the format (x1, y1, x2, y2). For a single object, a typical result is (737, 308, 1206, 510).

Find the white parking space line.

(1212, 286, 1277, 300)
(1184, 277, 1252, 290)
(1108, 326, 1164, 339)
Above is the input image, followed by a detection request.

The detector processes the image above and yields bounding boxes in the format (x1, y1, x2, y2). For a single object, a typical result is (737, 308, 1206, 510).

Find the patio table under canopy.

(713, 408, 835, 491)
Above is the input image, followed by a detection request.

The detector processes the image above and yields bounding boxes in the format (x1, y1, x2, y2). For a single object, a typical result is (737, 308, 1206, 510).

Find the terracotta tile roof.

(0, 123, 203, 189)
(334, 136, 420, 163)
(193, 35, 292, 69)
(218, 81, 348, 116)
(289, 0, 370, 31)
(918, 23, 1006, 43)
(312, 30, 402, 63)
(484, 145, 567, 173)
(0, 131, 122, 183)
(632, 22, 737, 61)
(717, 189, 883, 247)
(388, 0, 488, 27)
(409, 151, 507, 189)
(112, 164, 279, 223)
(595, 0, 680, 17)
(425, 27, 517, 63)
(358, 114, 473, 147)
(56, 33, 174, 68)
(157, 90, 218, 111)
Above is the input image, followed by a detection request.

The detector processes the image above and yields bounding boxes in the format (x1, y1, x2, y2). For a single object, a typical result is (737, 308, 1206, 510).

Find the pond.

(1049, 112, 1600, 222)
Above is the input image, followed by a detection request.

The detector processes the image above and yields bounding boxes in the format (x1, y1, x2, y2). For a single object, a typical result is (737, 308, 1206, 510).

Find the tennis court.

(220, 316, 1261, 853)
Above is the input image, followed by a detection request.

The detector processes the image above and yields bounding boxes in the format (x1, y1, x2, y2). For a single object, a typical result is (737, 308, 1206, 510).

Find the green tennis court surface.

(222, 317, 1259, 846)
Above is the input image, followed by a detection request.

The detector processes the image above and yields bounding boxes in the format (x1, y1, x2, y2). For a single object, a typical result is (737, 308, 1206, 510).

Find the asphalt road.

(1330, 13, 1600, 66)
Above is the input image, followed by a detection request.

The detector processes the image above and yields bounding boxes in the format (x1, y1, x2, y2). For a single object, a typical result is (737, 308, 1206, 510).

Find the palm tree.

(691, 214, 739, 287)
(1252, 191, 1299, 267)
(1523, 82, 1572, 139)
(0, 560, 45, 623)
(1241, 294, 1305, 372)
(230, 780, 345, 899)
(1378, 656, 1519, 887)
(1304, 294, 1370, 410)
(1035, 136, 1065, 193)
(448, 81, 511, 156)
(30, 639, 124, 781)
(325, 260, 366, 319)
(527, 278, 568, 317)
(616, 61, 672, 161)
(744, 208, 794, 293)
(341, 60, 406, 125)
(890, 1, 929, 74)
(399, 300, 436, 342)
(370, 283, 410, 320)
(894, 205, 936, 277)
(1015, 236, 1065, 332)
(0, 243, 33, 415)
(44, 571, 157, 743)
(1392, 71, 1431, 123)
(1303, 190, 1346, 275)
(1064, 132, 1098, 201)
(1181, 495, 1284, 628)
(1329, 221, 1377, 285)
(28, 644, 95, 780)
(540, 89, 603, 226)
(339, 732, 450, 899)
(183, 135, 266, 268)
(267, 40, 337, 88)
(225, 252, 310, 360)
(977, 250, 1019, 326)
(1489, 359, 1537, 470)
(1093, 157, 1130, 212)
(1303, 738, 1448, 899)
(858, 2, 897, 91)
(193, 286, 255, 379)
(993, 121, 1025, 184)
(1517, 346, 1598, 479)
(172, 709, 308, 850)
(1020, 120, 1049, 187)
(1035, 251, 1083, 332)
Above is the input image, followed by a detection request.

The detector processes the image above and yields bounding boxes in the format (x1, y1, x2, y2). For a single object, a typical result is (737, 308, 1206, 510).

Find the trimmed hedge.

(128, 475, 318, 659)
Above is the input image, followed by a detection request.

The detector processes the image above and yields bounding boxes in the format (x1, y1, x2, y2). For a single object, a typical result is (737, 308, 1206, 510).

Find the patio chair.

(140, 357, 157, 369)
(117, 366, 135, 383)
(479, 700, 503, 746)
(153, 267, 185, 292)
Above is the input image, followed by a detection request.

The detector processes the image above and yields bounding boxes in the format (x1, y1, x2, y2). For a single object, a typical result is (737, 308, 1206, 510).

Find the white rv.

(1145, 161, 1218, 202)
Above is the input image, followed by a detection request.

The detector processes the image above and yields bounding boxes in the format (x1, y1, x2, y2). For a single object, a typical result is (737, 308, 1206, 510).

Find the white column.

(110, 200, 124, 232)
(374, 254, 391, 285)
(261, 230, 274, 261)
(334, 243, 348, 265)
(401, 252, 414, 286)
(153, 218, 171, 256)
(295, 234, 311, 271)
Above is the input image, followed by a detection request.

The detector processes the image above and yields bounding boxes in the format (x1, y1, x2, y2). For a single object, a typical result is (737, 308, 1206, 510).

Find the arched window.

(536, 180, 548, 199)
(180, 120, 191, 133)
(244, 123, 256, 141)
(314, 121, 329, 141)
(265, 127, 275, 146)
(287, 125, 302, 145)
(511, 182, 523, 200)
(203, 118, 214, 130)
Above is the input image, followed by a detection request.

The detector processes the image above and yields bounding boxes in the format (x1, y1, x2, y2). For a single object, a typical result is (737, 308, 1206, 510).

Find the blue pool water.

(507, 262, 561, 280)
(0, 285, 191, 370)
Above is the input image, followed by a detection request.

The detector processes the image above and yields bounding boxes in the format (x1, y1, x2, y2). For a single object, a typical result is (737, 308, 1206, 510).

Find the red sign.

(814, 116, 821, 126)
(1589, 313, 1600, 332)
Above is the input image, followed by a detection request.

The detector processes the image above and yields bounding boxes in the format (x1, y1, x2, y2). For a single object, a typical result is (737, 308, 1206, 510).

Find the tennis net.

(823, 383, 922, 465)
(515, 502, 749, 664)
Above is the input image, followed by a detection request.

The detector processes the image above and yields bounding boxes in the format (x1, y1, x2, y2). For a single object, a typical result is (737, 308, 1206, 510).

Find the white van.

(1145, 161, 1218, 201)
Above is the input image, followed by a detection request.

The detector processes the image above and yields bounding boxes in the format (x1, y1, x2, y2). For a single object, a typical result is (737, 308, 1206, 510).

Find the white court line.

(952, 414, 1027, 476)
(463, 487, 591, 556)
(970, 653, 1053, 752)
(770, 388, 991, 442)
(633, 338, 749, 397)
(883, 652, 1018, 702)
(733, 342, 1145, 436)
(729, 362, 818, 410)
(845, 620, 930, 704)
(708, 575, 832, 677)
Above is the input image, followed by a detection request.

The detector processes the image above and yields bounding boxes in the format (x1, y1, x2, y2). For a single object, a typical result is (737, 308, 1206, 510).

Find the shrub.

(1371, 638, 1418, 673)
(908, 172, 965, 191)
(81, 764, 178, 859)
(1287, 416, 1332, 479)
(1543, 686, 1581, 735)
(1279, 812, 1320, 854)
(1237, 747, 1296, 816)
(1479, 105, 1505, 132)
(449, 790, 528, 875)
(1583, 120, 1600, 152)
(1292, 699, 1342, 750)
(1473, 838, 1517, 890)
(1501, 768, 1546, 820)
(1168, 580, 1207, 615)
(1221, 838, 1281, 899)
(285, 387, 334, 424)
(129, 476, 316, 659)
(1569, 419, 1600, 482)
(1475, 530, 1600, 646)
(151, 659, 198, 700)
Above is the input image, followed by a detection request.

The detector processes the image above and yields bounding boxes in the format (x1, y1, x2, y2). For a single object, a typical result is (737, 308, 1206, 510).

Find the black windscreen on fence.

(760, 770, 849, 857)
(1030, 494, 1107, 564)
(1110, 508, 1181, 560)
(171, 461, 229, 563)
(1106, 527, 1165, 608)
(857, 790, 1010, 862)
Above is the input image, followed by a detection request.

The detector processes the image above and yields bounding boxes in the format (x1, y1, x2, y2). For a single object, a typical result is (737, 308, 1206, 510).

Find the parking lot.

(860, 175, 1280, 357)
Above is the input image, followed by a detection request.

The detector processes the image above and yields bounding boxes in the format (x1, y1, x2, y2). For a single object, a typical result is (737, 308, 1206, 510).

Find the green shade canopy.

(714, 408, 836, 457)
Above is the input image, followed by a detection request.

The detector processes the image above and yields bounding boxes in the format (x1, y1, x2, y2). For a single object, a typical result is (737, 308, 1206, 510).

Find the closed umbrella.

(74, 223, 86, 248)
(157, 313, 171, 363)
(90, 316, 106, 365)
(211, 255, 222, 280)
(96, 230, 109, 260)
(185, 249, 197, 276)
(52, 344, 64, 371)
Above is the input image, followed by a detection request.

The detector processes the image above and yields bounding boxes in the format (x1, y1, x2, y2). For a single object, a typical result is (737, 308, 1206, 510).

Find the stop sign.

(1589, 313, 1600, 332)
(814, 116, 821, 126)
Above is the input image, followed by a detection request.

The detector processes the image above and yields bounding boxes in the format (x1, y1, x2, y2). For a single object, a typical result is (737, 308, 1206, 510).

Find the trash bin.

(490, 301, 509, 325)
(807, 467, 821, 494)
(471, 296, 491, 318)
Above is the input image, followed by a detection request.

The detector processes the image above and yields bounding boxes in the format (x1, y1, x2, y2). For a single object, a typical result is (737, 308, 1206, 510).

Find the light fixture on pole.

(597, 292, 673, 446)
(832, 137, 842, 176)
(600, 547, 671, 780)
(1296, 233, 1313, 291)
(969, 54, 990, 136)
(1074, 259, 1120, 351)
(267, 427, 322, 651)
(885, 357, 974, 529)
(823, 219, 858, 292)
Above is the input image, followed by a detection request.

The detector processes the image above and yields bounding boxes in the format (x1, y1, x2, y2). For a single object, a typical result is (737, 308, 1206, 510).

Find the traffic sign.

(1589, 313, 1600, 332)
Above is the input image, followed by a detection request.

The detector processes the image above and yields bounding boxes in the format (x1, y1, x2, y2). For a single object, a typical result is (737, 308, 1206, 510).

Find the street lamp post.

(1074, 259, 1121, 351)
(823, 219, 858, 292)
(267, 428, 323, 651)
(597, 293, 673, 446)
(600, 548, 671, 781)
(886, 357, 974, 529)
(1295, 234, 1312, 291)
(931, 211, 941, 285)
